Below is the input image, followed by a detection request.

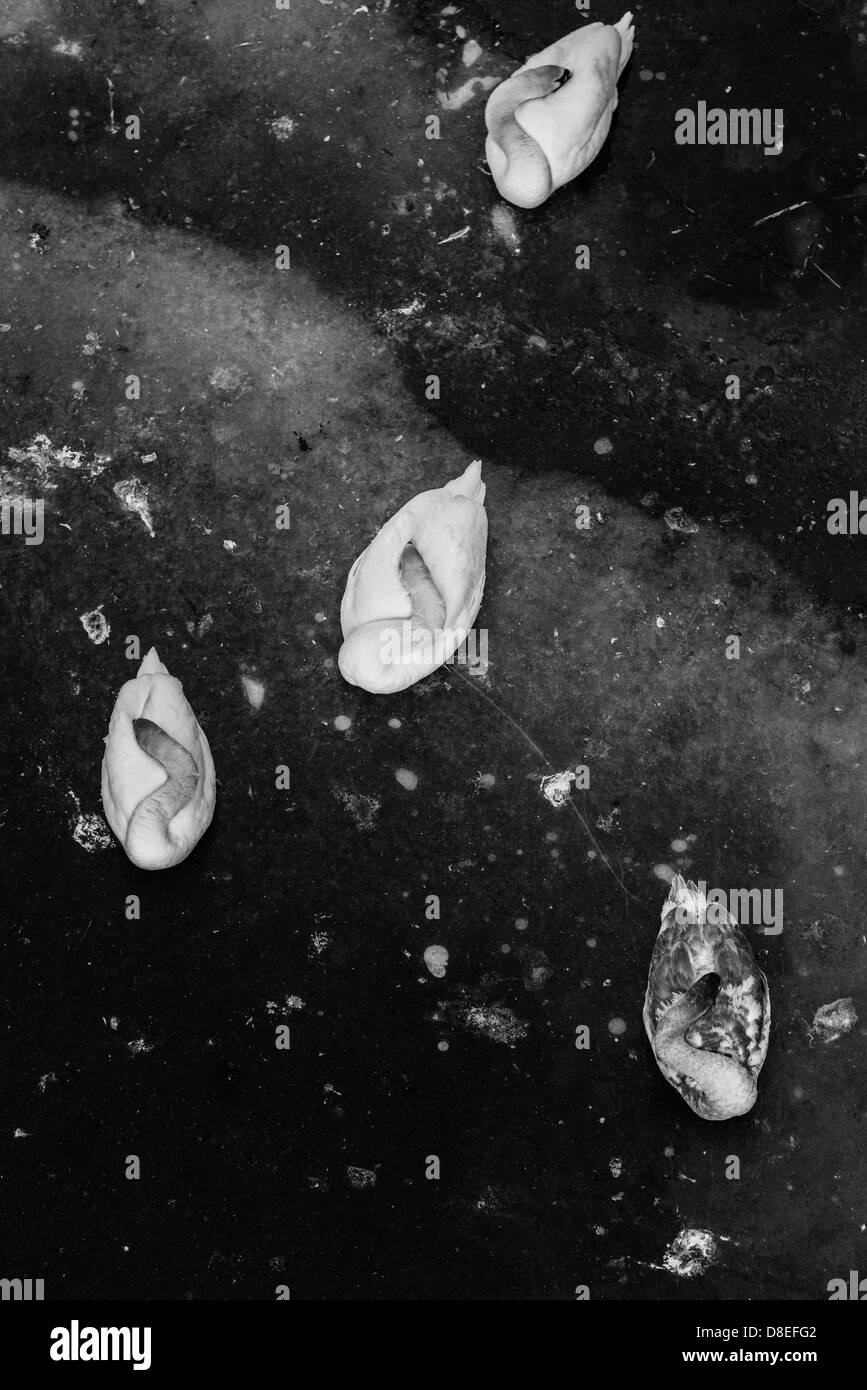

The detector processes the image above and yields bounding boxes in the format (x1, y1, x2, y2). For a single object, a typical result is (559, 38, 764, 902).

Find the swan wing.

(516, 23, 628, 187)
(412, 493, 487, 633)
(647, 876, 769, 1073)
(687, 975, 768, 1071)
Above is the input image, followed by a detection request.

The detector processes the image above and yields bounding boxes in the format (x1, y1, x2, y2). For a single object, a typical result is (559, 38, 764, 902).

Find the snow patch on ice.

(79, 604, 110, 644)
(662, 1228, 717, 1278)
(113, 477, 155, 536)
(8, 433, 109, 489)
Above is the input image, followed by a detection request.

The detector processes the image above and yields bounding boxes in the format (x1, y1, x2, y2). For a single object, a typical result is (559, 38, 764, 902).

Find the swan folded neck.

(486, 71, 559, 209)
(400, 542, 446, 631)
(128, 718, 199, 862)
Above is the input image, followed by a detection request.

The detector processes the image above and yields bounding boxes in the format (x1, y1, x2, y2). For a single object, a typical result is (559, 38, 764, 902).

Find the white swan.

(101, 647, 216, 869)
(338, 460, 487, 694)
(644, 875, 771, 1120)
(485, 13, 635, 209)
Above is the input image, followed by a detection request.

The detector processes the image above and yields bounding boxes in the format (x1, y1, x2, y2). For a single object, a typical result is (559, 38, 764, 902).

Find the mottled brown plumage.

(644, 875, 771, 1120)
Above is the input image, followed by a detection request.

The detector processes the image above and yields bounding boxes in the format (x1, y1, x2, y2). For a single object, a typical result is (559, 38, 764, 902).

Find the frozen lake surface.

(0, 0, 865, 1299)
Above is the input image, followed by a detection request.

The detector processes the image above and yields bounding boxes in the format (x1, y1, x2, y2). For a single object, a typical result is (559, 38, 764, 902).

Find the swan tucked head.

(686, 1056, 755, 1123)
(511, 63, 567, 99)
(339, 618, 468, 695)
(485, 65, 566, 210)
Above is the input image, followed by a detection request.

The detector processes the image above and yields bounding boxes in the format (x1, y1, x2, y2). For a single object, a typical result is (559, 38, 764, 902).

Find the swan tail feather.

(615, 12, 635, 76)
